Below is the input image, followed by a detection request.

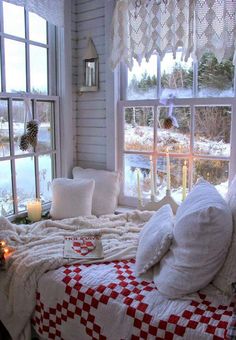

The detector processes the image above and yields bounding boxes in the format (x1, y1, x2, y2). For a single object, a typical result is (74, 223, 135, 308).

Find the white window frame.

(118, 67, 236, 208)
(0, 0, 61, 217)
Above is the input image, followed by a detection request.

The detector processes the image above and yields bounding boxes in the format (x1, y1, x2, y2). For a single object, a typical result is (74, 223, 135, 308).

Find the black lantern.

(80, 38, 99, 92)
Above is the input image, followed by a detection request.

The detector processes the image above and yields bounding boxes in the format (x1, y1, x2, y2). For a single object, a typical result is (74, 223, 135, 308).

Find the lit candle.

(136, 169, 142, 205)
(27, 199, 42, 222)
(150, 156, 155, 199)
(166, 149, 171, 191)
(182, 160, 188, 201)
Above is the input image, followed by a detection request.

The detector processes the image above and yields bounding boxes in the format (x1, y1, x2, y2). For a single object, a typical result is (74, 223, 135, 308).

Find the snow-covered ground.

(124, 123, 229, 202)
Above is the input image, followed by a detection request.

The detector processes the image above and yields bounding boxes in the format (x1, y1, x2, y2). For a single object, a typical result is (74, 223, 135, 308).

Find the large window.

(0, 1, 60, 217)
(118, 51, 236, 206)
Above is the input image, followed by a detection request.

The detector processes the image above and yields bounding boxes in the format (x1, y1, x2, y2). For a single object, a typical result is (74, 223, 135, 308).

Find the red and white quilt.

(32, 259, 234, 340)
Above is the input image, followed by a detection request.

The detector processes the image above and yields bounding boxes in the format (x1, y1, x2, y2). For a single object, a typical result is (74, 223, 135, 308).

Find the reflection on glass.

(15, 157, 36, 212)
(194, 159, 229, 197)
(161, 51, 193, 98)
(36, 101, 53, 152)
(124, 153, 189, 204)
(12, 100, 33, 155)
(30, 45, 48, 94)
(124, 154, 151, 199)
(29, 12, 47, 44)
(194, 106, 231, 157)
(0, 160, 13, 216)
(127, 55, 157, 100)
(5, 39, 26, 92)
(0, 100, 10, 157)
(124, 107, 154, 152)
(39, 154, 52, 203)
(158, 106, 190, 153)
(3, 2, 25, 38)
(198, 53, 234, 97)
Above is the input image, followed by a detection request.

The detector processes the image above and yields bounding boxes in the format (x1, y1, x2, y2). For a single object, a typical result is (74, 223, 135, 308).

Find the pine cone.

(27, 120, 39, 147)
(19, 134, 29, 151)
(163, 117, 173, 129)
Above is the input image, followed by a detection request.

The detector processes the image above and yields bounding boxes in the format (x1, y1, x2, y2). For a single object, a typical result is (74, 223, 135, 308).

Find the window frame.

(0, 0, 61, 218)
(118, 97, 236, 208)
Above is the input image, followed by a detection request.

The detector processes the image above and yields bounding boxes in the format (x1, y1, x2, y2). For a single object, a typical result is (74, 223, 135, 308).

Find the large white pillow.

(72, 167, 120, 216)
(213, 175, 236, 295)
(50, 178, 95, 220)
(154, 179, 233, 298)
(135, 204, 173, 276)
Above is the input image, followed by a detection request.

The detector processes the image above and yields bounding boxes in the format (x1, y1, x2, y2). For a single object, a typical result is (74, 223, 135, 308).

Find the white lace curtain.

(110, 0, 236, 70)
(4, 0, 64, 26)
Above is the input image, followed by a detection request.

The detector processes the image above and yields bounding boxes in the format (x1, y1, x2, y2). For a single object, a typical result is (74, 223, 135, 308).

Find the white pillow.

(135, 204, 173, 276)
(154, 179, 233, 298)
(72, 167, 120, 216)
(213, 175, 236, 295)
(50, 178, 95, 220)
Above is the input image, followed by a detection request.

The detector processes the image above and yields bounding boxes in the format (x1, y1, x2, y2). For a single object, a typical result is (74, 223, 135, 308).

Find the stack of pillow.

(50, 167, 120, 220)
(136, 178, 236, 298)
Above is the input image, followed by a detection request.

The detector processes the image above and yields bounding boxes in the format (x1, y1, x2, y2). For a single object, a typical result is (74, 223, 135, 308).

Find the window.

(0, 1, 60, 217)
(118, 51, 236, 207)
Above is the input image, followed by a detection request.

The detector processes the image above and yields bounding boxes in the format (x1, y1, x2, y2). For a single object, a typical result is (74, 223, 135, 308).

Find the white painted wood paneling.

(72, 0, 107, 169)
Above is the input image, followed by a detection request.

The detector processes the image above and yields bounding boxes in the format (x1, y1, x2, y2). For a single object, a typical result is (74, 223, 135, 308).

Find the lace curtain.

(110, 0, 236, 70)
(4, 0, 64, 26)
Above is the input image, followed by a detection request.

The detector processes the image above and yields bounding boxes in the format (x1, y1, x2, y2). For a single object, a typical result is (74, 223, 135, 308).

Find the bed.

(32, 259, 235, 340)
(0, 209, 235, 340)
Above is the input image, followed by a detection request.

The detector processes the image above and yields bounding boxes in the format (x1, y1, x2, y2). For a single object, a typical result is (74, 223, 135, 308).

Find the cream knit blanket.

(0, 210, 153, 340)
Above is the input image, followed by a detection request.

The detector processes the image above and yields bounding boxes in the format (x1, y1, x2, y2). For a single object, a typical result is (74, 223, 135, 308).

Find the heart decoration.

(72, 239, 96, 256)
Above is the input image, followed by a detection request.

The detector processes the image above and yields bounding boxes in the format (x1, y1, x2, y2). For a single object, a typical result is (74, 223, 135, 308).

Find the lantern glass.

(85, 59, 96, 87)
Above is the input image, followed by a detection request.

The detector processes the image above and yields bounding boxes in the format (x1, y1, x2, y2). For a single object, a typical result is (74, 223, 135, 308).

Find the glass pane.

(127, 55, 157, 100)
(161, 51, 193, 98)
(5, 39, 26, 92)
(124, 154, 189, 204)
(194, 106, 231, 157)
(194, 159, 229, 197)
(0, 160, 13, 216)
(167, 157, 189, 204)
(0, 100, 10, 157)
(124, 107, 154, 152)
(124, 153, 151, 200)
(36, 102, 53, 152)
(158, 106, 191, 153)
(29, 12, 47, 44)
(3, 1, 25, 38)
(39, 154, 52, 203)
(15, 157, 36, 212)
(198, 53, 234, 97)
(30, 45, 48, 94)
(12, 100, 33, 155)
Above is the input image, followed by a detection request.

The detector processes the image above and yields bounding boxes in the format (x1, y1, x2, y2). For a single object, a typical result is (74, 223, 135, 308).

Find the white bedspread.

(0, 211, 153, 340)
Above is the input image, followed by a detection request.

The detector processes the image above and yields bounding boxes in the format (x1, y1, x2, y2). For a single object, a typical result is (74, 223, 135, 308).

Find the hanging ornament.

(160, 94, 179, 130)
(26, 119, 39, 147)
(19, 133, 30, 151)
(163, 117, 173, 129)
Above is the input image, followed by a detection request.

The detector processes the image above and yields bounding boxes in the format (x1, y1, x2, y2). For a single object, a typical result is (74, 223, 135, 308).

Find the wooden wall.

(72, 0, 107, 170)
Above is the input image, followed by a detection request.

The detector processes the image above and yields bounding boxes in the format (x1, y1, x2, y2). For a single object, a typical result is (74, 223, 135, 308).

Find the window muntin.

(119, 99, 233, 206)
(0, 1, 59, 218)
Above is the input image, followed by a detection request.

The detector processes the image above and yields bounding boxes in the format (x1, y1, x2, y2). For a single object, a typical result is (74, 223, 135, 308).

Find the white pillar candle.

(136, 169, 142, 205)
(182, 160, 188, 201)
(166, 149, 171, 191)
(27, 199, 42, 222)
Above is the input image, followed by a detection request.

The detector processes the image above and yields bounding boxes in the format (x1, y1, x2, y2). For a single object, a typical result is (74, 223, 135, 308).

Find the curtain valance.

(110, 0, 236, 70)
(4, 0, 64, 27)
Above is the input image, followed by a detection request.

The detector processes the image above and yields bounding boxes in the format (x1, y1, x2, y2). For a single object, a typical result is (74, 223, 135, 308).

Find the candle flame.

(184, 160, 187, 166)
(4, 247, 9, 254)
(0, 241, 6, 247)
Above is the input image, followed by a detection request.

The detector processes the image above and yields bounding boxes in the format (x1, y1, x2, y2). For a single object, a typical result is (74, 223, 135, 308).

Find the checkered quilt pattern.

(32, 259, 235, 340)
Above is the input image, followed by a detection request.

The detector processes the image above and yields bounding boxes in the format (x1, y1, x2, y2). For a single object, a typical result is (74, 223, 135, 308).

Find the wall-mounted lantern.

(80, 38, 99, 92)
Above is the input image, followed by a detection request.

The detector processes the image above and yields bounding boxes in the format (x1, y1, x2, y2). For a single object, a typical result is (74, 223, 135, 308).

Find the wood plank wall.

(72, 0, 107, 170)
